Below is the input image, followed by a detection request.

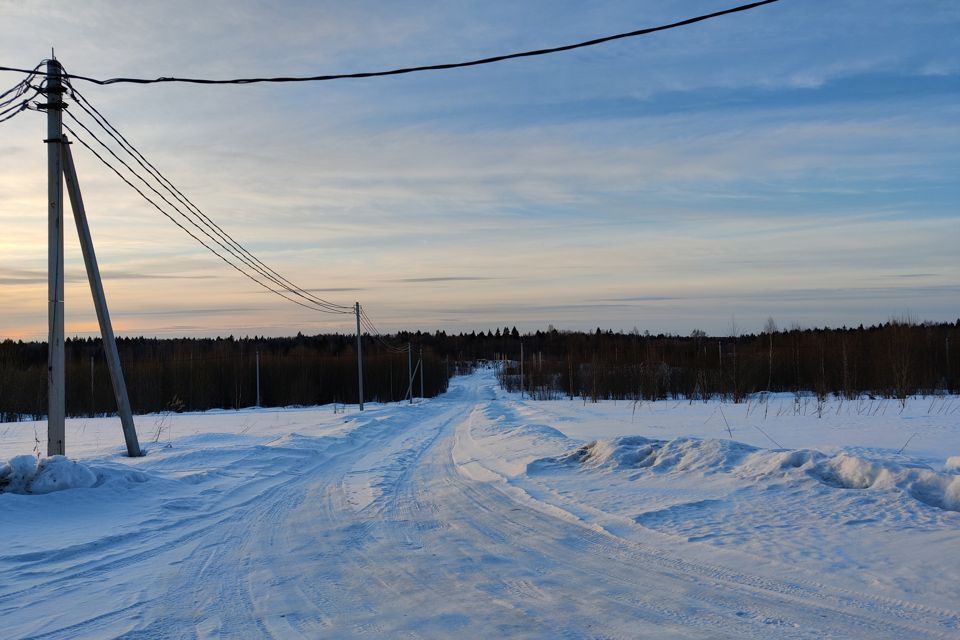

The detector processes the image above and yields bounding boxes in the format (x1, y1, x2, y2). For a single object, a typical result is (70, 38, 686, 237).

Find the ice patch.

(532, 436, 960, 512)
(0, 455, 98, 494)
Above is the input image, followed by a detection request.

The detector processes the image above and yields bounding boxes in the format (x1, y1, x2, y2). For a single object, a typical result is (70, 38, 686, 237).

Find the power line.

(32, 74, 404, 341)
(359, 306, 409, 353)
(361, 318, 407, 353)
(60, 120, 351, 316)
(51, 115, 402, 354)
(41, 73, 353, 315)
(0, 1, 781, 87)
(62, 83, 351, 314)
(0, 98, 34, 125)
(61, 106, 351, 314)
(0, 65, 42, 124)
(0, 61, 43, 105)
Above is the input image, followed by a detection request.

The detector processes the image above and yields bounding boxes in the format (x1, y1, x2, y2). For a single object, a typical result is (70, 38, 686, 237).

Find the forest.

(1, 318, 957, 421)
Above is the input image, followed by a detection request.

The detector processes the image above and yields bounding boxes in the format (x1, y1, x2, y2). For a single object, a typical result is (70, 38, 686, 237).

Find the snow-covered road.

(2, 369, 959, 638)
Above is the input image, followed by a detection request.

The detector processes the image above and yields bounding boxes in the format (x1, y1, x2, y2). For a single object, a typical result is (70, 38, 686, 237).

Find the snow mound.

(810, 454, 960, 511)
(494, 422, 569, 449)
(534, 436, 960, 512)
(539, 436, 757, 474)
(0, 455, 98, 495)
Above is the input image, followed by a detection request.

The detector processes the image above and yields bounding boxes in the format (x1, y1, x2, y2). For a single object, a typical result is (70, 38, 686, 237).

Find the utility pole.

(255, 350, 261, 407)
(62, 137, 141, 457)
(408, 342, 413, 404)
(90, 355, 94, 417)
(520, 340, 524, 398)
(45, 58, 65, 456)
(355, 302, 364, 411)
(419, 346, 424, 401)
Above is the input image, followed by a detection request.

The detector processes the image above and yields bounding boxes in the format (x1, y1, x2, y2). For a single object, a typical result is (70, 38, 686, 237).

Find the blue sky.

(0, 0, 957, 338)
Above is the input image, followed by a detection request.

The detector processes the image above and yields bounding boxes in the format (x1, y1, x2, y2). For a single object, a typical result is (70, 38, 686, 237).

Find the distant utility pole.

(520, 340, 524, 399)
(355, 302, 363, 411)
(45, 58, 65, 456)
(255, 350, 261, 407)
(419, 346, 424, 401)
(408, 342, 413, 404)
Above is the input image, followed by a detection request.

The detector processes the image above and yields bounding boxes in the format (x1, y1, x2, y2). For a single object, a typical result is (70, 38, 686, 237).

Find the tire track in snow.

(444, 379, 960, 638)
(6, 372, 959, 638)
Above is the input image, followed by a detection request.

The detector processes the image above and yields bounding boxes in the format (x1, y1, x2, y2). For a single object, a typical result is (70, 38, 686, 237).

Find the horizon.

(5, 314, 957, 345)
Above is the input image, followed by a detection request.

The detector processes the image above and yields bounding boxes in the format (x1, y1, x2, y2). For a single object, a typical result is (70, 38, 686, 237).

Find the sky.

(0, 0, 958, 339)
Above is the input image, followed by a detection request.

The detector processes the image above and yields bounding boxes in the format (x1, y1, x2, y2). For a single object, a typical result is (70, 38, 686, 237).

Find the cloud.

(392, 277, 504, 283)
(0, 267, 217, 286)
(1, 1, 957, 338)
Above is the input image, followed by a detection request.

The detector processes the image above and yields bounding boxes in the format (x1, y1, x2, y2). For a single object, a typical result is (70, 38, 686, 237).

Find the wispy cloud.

(0, 1, 957, 337)
(392, 277, 504, 283)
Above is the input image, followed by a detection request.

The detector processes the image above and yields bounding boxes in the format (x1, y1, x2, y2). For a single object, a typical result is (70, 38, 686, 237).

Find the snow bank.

(535, 436, 758, 474)
(0, 455, 98, 494)
(533, 436, 960, 512)
(810, 454, 960, 511)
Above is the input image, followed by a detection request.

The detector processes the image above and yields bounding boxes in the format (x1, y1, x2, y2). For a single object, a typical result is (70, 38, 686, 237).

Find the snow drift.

(0, 455, 98, 494)
(531, 436, 960, 512)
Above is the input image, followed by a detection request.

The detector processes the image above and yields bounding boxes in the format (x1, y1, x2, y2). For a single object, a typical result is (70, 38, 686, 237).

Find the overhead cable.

(0, 1, 781, 87)
(60, 122, 350, 315)
(62, 83, 351, 313)
(0, 65, 42, 124)
(359, 306, 409, 353)
(61, 108, 351, 314)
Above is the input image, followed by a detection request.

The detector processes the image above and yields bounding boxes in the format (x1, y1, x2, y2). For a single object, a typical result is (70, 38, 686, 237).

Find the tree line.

(0, 333, 451, 421)
(493, 319, 959, 404)
(1, 318, 957, 420)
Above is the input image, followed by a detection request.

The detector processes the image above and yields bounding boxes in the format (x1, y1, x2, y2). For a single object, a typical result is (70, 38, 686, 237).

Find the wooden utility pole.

(408, 342, 413, 404)
(62, 136, 141, 457)
(355, 302, 364, 411)
(419, 346, 424, 401)
(45, 59, 65, 456)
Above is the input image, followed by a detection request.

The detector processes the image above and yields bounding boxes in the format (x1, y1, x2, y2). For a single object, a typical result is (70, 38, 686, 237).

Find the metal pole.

(355, 302, 364, 411)
(46, 59, 65, 456)
(419, 346, 424, 401)
(408, 342, 413, 404)
(255, 350, 261, 407)
(61, 137, 141, 457)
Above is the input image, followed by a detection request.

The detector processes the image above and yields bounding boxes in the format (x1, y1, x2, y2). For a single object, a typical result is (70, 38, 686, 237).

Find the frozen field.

(2, 368, 959, 638)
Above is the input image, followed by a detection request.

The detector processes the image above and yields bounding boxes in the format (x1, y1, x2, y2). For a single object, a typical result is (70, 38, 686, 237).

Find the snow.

(1, 368, 959, 638)
(0, 455, 98, 494)
(531, 436, 960, 511)
(947, 455, 960, 473)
